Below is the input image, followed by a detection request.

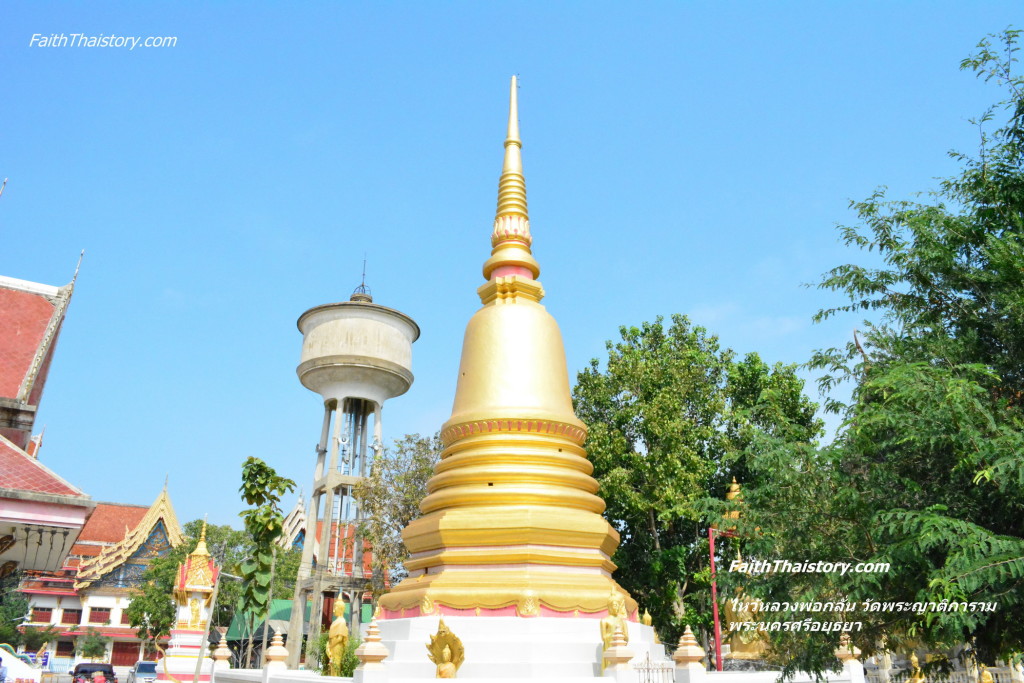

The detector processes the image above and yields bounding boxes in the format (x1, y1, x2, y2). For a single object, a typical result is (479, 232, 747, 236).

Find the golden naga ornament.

(426, 620, 464, 679)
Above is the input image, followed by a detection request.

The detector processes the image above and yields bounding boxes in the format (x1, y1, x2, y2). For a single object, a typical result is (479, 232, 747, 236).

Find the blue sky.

(3, 2, 1020, 526)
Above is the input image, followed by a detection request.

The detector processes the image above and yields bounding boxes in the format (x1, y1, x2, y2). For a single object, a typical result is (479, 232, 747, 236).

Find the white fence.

(866, 668, 1021, 683)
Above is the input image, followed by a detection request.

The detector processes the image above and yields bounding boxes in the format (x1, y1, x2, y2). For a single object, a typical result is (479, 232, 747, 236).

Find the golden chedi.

(378, 77, 637, 621)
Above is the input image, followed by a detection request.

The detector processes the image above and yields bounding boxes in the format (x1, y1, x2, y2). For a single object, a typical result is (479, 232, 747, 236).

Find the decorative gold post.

(354, 617, 390, 670)
(264, 632, 289, 671)
(673, 626, 707, 683)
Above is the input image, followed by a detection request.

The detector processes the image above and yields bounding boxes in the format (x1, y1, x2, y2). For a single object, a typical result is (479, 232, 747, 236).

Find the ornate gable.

(74, 488, 183, 590)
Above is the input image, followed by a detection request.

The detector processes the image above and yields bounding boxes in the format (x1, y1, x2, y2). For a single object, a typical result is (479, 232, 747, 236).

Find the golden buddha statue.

(327, 600, 349, 677)
(600, 592, 630, 671)
(723, 587, 767, 660)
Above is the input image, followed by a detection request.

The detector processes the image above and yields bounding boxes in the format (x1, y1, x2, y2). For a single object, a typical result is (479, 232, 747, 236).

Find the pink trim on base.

(490, 266, 533, 279)
(379, 605, 636, 621)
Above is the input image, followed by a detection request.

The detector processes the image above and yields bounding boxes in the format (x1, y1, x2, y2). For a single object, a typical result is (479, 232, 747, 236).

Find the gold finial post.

(485, 75, 538, 282)
(495, 75, 527, 223)
(503, 76, 521, 171)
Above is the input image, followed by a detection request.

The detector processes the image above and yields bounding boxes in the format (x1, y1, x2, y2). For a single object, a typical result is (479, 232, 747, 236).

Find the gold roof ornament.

(378, 77, 637, 618)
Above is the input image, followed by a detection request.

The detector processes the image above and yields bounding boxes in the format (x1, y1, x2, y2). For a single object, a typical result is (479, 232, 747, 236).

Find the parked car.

(126, 661, 158, 683)
(71, 662, 117, 683)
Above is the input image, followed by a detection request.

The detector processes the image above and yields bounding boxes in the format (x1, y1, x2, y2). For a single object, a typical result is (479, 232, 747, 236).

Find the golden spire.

(496, 75, 527, 224)
(192, 518, 210, 558)
(483, 75, 540, 283)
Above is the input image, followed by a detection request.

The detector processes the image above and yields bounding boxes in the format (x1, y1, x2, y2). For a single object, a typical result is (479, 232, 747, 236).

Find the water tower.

(285, 282, 419, 666)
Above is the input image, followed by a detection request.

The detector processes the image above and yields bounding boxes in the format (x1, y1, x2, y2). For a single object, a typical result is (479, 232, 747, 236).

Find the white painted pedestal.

(366, 616, 666, 683)
(158, 627, 215, 682)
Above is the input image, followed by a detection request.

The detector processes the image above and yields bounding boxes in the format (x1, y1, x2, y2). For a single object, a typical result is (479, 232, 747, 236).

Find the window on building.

(120, 611, 132, 625)
(30, 607, 52, 623)
(88, 607, 111, 624)
(60, 608, 82, 625)
(56, 641, 75, 657)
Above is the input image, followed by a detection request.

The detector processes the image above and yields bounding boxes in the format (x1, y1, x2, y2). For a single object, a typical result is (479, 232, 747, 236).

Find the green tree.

(21, 625, 59, 652)
(125, 545, 187, 655)
(78, 627, 110, 661)
(0, 571, 28, 647)
(270, 546, 302, 600)
(355, 433, 442, 595)
(730, 29, 1024, 673)
(238, 457, 295, 667)
(572, 315, 821, 647)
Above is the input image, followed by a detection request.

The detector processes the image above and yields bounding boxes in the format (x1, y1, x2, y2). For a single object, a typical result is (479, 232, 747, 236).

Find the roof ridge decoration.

(74, 488, 184, 589)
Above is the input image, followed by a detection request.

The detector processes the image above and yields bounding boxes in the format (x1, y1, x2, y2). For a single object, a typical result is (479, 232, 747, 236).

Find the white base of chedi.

(157, 628, 216, 682)
(367, 616, 665, 681)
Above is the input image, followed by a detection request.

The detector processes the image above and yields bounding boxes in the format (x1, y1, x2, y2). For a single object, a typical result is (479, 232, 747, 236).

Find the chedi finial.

(484, 75, 540, 283)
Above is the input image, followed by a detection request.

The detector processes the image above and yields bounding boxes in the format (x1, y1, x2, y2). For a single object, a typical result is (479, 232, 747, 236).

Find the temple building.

(0, 273, 94, 578)
(19, 489, 184, 666)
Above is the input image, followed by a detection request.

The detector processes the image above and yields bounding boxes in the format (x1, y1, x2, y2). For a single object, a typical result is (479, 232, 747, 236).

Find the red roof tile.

(76, 503, 149, 544)
(0, 286, 57, 398)
(0, 435, 83, 496)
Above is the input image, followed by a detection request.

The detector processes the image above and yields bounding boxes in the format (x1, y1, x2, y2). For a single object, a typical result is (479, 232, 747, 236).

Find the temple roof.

(74, 488, 183, 589)
(70, 502, 150, 556)
(0, 432, 85, 497)
(0, 275, 74, 401)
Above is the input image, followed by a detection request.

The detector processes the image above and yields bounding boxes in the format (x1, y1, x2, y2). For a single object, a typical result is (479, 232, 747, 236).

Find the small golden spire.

(726, 477, 742, 501)
(483, 75, 540, 283)
(192, 518, 210, 557)
(496, 75, 527, 222)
